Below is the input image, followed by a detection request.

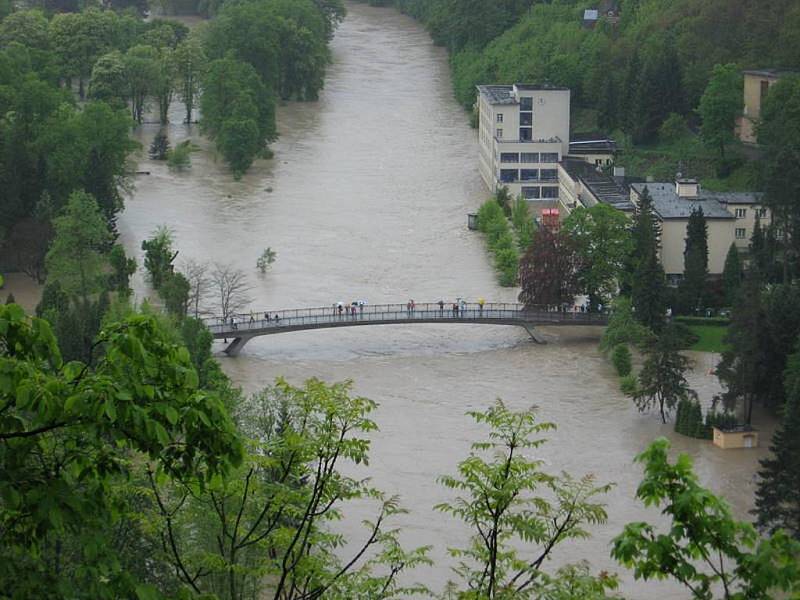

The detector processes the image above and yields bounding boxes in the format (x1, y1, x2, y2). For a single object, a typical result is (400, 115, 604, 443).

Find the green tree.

(149, 129, 170, 160)
(0, 304, 243, 597)
(173, 33, 206, 123)
(679, 207, 709, 314)
(436, 400, 615, 598)
(124, 44, 159, 124)
(45, 191, 111, 298)
(108, 244, 137, 295)
(153, 47, 177, 125)
(563, 203, 632, 311)
(613, 438, 800, 599)
(141, 226, 177, 290)
(722, 243, 742, 306)
(698, 63, 742, 166)
(89, 51, 127, 108)
(599, 296, 652, 354)
(0, 10, 50, 51)
(160, 271, 190, 317)
(754, 343, 800, 539)
(256, 247, 277, 272)
(632, 245, 666, 332)
(518, 227, 583, 308)
(628, 325, 696, 423)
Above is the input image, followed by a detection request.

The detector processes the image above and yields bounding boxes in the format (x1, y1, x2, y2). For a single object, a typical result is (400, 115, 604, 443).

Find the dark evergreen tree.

(754, 344, 800, 539)
(679, 207, 708, 314)
(632, 245, 666, 331)
(623, 186, 661, 294)
(630, 39, 685, 143)
(722, 243, 742, 306)
(149, 130, 171, 161)
(628, 324, 697, 423)
(160, 271, 190, 318)
(5, 293, 15, 305)
(108, 244, 137, 295)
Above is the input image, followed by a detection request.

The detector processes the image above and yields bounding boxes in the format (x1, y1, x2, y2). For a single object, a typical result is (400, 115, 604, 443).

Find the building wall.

(660, 219, 735, 276)
(725, 203, 772, 249)
(739, 72, 782, 144)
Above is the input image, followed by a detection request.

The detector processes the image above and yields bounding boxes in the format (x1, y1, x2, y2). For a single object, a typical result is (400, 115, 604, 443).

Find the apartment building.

(629, 179, 769, 281)
(477, 84, 570, 202)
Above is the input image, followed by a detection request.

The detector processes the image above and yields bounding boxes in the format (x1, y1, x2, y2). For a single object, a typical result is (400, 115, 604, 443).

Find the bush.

(611, 344, 632, 377)
(620, 374, 638, 395)
(166, 140, 196, 171)
(477, 200, 505, 232)
(674, 316, 731, 327)
(494, 247, 518, 286)
(675, 398, 738, 439)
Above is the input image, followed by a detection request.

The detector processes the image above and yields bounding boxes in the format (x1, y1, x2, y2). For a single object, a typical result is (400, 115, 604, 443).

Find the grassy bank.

(686, 324, 730, 353)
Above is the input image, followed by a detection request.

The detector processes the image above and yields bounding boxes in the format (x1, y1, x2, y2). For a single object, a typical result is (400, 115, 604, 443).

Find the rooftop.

(743, 68, 797, 79)
(630, 183, 736, 220)
(477, 83, 571, 105)
(561, 160, 634, 212)
(568, 134, 617, 155)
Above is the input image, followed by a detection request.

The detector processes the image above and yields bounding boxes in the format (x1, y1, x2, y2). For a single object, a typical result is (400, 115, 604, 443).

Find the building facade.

(737, 69, 793, 144)
(477, 84, 570, 202)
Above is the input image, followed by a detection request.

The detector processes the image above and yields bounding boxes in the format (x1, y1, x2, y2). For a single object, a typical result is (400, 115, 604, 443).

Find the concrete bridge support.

(224, 335, 254, 356)
(521, 323, 547, 344)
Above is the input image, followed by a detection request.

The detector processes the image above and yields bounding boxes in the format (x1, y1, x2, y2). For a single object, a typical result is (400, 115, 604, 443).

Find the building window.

(541, 152, 559, 163)
(496, 128, 503, 139)
(520, 153, 539, 163)
(500, 152, 519, 163)
(540, 169, 557, 182)
(520, 112, 532, 126)
(522, 186, 540, 199)
(500, 169, 518, 183)
(541, 186, 559, 199)
(735, 208, 746, 218)
(520, 97, 533, 111)
(519, 127, 532, 141)
(758, 207, 767, 218)
(496, 113, 504, 123)
(520, 169, 539, 181)
(595, 159, 602, 166)
(735, 228, 747, 239)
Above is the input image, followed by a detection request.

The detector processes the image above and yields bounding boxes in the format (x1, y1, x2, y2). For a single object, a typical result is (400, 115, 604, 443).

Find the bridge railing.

(204, 302, 607, 335)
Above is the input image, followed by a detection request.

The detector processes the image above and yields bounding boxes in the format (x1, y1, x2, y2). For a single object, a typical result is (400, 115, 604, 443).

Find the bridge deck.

(206, 303, 606, 352)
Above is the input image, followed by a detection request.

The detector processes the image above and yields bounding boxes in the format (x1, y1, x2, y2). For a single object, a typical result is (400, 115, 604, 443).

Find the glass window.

(735, 208, 746, 218)
(520, 112, 532, 126)
(735, 228, 747, 239)
(540, 152, 560, 163)
(496, 128, 503, 139)
(500, 169, 518, 183)
(520, 169, 539, 181)
(540, 169, 557, 181)
(541, 186, 559, 198)
(500, 153, 519, 163)
(520, 152, 539, 163)
(520, 97, 533, 111)
(522, 187, 540, 199)
(496, 113, 504, 123)
(758, 207, 767, 218)
(519, 128, 532, 141)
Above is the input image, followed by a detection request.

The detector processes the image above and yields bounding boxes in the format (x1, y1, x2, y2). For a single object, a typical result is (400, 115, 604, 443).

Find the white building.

(477, 84, 570, 202)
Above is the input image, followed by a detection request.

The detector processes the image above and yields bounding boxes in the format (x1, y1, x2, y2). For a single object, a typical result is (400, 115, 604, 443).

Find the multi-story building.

(477, 84, 570, 202)
(557, 159, 633, 216)
(629, 179, 769, 282)
(737, 69, 794, 144)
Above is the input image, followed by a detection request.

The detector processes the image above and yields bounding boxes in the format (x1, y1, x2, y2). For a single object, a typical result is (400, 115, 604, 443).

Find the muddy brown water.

(117, 3, 774, 597)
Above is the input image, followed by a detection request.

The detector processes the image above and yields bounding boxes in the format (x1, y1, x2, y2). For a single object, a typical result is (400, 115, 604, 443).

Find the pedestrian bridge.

(206, 302, 608, 356)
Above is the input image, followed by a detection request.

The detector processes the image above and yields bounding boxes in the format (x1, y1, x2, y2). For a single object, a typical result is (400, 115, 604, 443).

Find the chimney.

(613, 166, 625, 178)
(676, 178, 699, 198)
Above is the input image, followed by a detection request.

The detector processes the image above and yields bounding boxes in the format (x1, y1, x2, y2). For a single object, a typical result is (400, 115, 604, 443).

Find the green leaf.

(135, 583, 162, 600)
(164, 405, 179, 425)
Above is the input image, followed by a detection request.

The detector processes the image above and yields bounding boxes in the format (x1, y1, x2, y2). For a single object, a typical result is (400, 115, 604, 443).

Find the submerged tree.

(210, 262, 252, 320)
(256, 247, 277, 273)
(436, 400, 615, 598)
(149, 129, 170, 160)
(518, 227, 583, 308)
(628, 325, 696, 423)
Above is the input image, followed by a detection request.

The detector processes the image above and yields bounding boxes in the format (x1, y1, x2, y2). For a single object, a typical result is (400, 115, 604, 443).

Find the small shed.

(712, 426, 759, 449)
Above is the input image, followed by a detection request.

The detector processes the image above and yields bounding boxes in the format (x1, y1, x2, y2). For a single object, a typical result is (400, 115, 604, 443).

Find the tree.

(108, 244, 136, 295)
(123, 44, 159, 124)
(182, 258, 210, 319)
(599, 296, 652, 354)
(0, 305, 243, 597)
(0, 10, 50, 51)
(759, 75, 800, 283)
(141, 226, 177, 290)
(698, 63, 742, 167)
(518, 227, 583, 308)
(436, 400, 615, 598)
(722, 243, 742, 306)
(166, 140, 195, 170)
(45, 191, 111, 298)
(632, 245, 666, 332)
(256, 247, 276, 272)
(562, 204, 632, 311)
(149, 129, 170, 160)
(210, 262, 252, 320)
(754, 344, 800, 539)
(160, 271, 190, 318)
(679, 207, 709, 314)
(89, 51, 127, 108)
(153, 47, 177, 125)
(628, 325, 696, 423)
(147, 378, 429, 599)
(613, 438, 800, 599)
(174, 33, 206, 124)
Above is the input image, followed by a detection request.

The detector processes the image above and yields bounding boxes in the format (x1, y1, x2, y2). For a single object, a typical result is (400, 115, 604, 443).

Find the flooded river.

(118, 3, 774, 596)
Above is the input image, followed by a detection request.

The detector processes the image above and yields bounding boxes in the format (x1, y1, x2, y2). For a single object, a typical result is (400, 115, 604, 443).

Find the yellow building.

(712, 426, 759, 449)
(737, 69, 794, 144)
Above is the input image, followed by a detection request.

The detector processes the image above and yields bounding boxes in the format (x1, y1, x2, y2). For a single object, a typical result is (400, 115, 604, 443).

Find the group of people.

(224, 312, 281, 330)
(336, 301, 365, 317)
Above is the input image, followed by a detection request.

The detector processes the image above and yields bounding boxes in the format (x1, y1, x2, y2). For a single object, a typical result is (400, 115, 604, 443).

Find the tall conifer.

(680, 208, 709, 313)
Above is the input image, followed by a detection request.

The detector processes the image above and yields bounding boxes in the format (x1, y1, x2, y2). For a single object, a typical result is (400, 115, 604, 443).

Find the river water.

(118, 3, 774, 597)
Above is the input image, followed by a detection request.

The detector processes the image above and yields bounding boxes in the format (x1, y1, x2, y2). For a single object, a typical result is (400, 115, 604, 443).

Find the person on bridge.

(478, 297, 485, 313)
(452, 302, 459, 316)
(338, 303, 343, 317)
(407, 300, 412, 316)
(274, 314, 280, 322)
(438, 299, 444, 313)
(265, 313, 271, 323)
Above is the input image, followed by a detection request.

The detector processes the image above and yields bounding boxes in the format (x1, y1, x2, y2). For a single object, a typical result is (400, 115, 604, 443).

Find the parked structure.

(737, 69, 794, 144)
(713, 426, 759, 449)
(477, 84, 570, 201)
